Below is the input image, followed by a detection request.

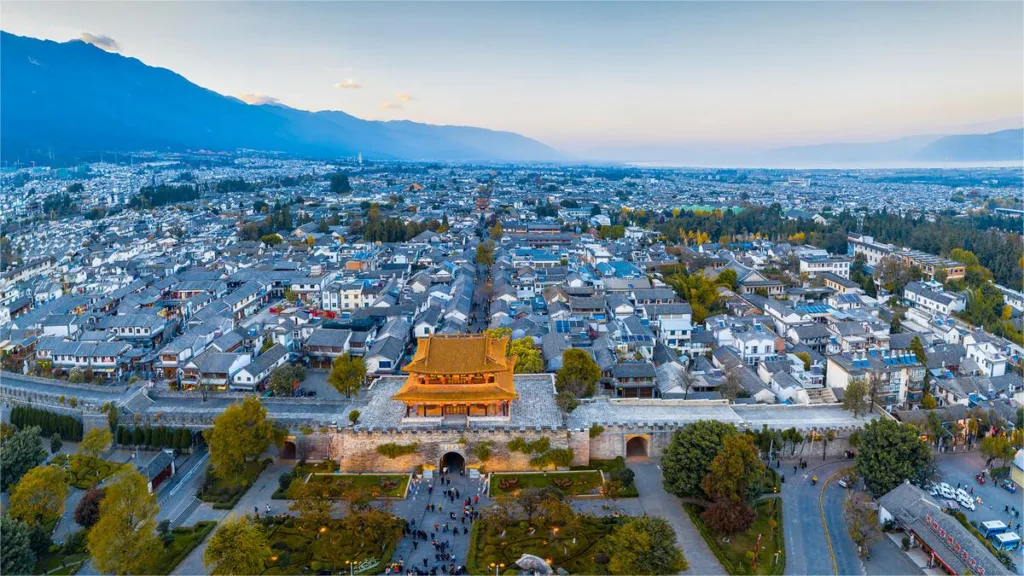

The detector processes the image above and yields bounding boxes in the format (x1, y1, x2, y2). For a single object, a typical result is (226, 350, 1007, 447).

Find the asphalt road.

(779, 458, 852, 576)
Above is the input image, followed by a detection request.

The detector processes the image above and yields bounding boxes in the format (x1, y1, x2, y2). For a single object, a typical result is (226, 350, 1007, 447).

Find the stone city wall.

(331, 427, 574, 473)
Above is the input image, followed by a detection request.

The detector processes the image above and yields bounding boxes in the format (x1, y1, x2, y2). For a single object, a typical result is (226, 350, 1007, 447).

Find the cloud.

(334, 79, 362, 90)
(379, 102, 404, 110)
(238, 93, 282, 106)
(79, 32, 121, 52)
(395, 92, 415, 102)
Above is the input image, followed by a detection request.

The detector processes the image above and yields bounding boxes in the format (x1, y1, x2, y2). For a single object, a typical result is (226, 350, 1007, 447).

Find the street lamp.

(345, 559, 355, 576)
(490, 562, 506, 576)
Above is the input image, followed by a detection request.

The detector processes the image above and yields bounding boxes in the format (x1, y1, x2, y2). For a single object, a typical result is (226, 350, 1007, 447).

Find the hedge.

(116, 425, 195, 452)
(10, 405, 83, 441)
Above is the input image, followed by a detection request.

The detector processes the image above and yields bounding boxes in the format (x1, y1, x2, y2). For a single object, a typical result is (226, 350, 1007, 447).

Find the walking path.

(628, 460, 726, 575)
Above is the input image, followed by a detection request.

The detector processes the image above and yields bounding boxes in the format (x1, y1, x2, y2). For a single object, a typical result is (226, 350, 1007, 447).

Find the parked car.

(838, 478, 850, 489)
(958, 493, 976, 511)
(939, 482, 956, 499)
(956, 488, 971, 503)
(293, 387, 306, 397)
(929, 484, 940, 498)
(1002, 480, 1018, 494)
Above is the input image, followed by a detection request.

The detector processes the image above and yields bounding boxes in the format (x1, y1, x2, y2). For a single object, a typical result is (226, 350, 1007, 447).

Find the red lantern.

(954, 543, 961, 553)
(962, 550, 969, 561)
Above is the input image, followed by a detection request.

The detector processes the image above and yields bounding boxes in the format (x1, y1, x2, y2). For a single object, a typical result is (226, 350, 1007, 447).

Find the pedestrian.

(1005, 505, 1009, 513)
(265, 504, 270, 514)
(474, 495, 479, 504)
(255, 506, 259, 515)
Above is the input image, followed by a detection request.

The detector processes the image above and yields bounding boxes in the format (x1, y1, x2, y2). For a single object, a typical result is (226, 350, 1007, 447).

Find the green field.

(684, 499, 786, 575)
(149, 522, 217, 575)
(51, 454, 129, 489)
(467, 515, 625, 575)
(262, 516, 401, 575)
(490, 471, 604, 497)
(198, 459, 269, 509)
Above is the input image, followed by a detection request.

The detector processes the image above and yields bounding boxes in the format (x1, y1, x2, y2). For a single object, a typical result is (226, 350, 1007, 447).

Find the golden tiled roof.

(403, 335, 513, 375)
(393, 335, 518, 403)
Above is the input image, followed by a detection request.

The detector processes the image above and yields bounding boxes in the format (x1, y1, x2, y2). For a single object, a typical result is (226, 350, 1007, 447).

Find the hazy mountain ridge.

(0, 31, 561, 163)
(767, 129, 1023, 164)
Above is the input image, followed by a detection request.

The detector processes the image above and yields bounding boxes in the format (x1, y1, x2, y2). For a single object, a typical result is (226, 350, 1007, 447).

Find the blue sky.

(2, 1, 1021, 152)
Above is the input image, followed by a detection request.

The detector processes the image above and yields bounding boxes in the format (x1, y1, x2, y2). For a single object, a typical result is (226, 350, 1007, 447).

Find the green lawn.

(262, 516, 401, 575)
(198, 459, 269, 509)
(684, 499, 785, 576)
(490, 471, 604, 497)
(149, 522, 217, 575)
(467, 515, 625, 575)
(51, 454, 129, 490)
(572, 458, 639, 497)
(33, 550, 88, 575)
(278, 474, 409, 499)
(33, 529, 89, 575)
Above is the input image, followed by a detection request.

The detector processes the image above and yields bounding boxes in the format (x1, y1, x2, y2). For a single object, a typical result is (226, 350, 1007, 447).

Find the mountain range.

(0, 31, 561, 164)
(765, 129, 1024, 165)
(1, 31, 1021, 167)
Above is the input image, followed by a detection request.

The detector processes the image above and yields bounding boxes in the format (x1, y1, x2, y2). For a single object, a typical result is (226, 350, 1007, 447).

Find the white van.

(958, 493, 976, 511)
(939, 482, 956, 499)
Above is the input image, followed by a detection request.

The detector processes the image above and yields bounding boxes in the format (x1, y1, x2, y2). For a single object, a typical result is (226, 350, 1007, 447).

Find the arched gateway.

(440, 451, 465, 473)
(626, 436, 649, 460)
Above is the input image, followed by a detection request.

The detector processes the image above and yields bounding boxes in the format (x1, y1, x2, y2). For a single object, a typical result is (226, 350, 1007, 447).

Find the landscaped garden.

(490, 470, 603, 497)
(470, 488, 687, 575)
(261, 514, 402, 575)
(274, 466, 409, 500)
(684, 499, 785, 576)
(50, 454, 129, 489)
(572, 457, 639, 497)
(198, 459, 270, 509)
(149, 521, 218, 575)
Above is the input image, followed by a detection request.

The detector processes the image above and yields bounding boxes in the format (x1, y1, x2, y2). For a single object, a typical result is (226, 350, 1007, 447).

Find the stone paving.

(387, 463, 488, 574)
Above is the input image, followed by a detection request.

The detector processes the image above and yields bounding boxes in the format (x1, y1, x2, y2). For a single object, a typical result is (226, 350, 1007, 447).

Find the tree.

(701, 434, 765, 505)
(327, 354, 366, 398)
(87, 470, 161, 575)
(795, 351, 812, 371)
(0, 426, 46, 491)
(74, 489, 105, 528)
(475, 240, 495, 267)
(909, 336, 928, 365)
(330, 173, 352, 194)
(855, 418, 932, 497)
(979, 435, 1015, 467)
(269, 365, 305, 397)
(79, 427, 113, 458)
(0, 515, 35, 576)
(716, 268, 738, 290)
(290, 479, 337, 532)
(842, 377, 872, 418)
(555, 349, 601, 400)
(348, 410, 360, 425)
(489, 221, 503, 240)
(701, 499, 757, 535)
(204, 397, 275, 480)
(203, 515, 272, 576)
(661, 420, 737, 499)
(846, 496, 881, 557)
(509, 337, 543, 373)
(920, 394, 938, 410)
(608, 516, 688, 575)
(9, 465, 68, 527)
(719, 369, 744, 401)
(50, 433, 63, 454)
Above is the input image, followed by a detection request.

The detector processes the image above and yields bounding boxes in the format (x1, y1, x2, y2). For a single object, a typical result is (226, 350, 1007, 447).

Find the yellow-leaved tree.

(9, 465, 68, 527)
(87, 470, 160, 575)
(203, 515, 272, 575)
(204, 396, 275, 480)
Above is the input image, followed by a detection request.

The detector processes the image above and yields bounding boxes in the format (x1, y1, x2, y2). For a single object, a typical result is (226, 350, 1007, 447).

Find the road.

(629, 461, 726, 575)
(778, 458, 852, 576)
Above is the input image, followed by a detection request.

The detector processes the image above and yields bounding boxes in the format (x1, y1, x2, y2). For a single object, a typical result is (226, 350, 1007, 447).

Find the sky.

(2, 1, 1022, 156)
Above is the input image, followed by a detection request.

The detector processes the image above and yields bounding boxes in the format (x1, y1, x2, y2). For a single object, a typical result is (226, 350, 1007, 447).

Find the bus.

(980, 520, 1008, 538)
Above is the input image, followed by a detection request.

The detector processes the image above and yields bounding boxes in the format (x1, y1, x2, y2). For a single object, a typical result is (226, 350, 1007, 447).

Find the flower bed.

(51, 454, 129, 489)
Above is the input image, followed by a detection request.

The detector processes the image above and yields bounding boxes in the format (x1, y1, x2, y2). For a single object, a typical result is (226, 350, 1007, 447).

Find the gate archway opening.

(626, 436, 649, 460)
(280, 440, 297, 460)
(440, 451, 465, 474)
